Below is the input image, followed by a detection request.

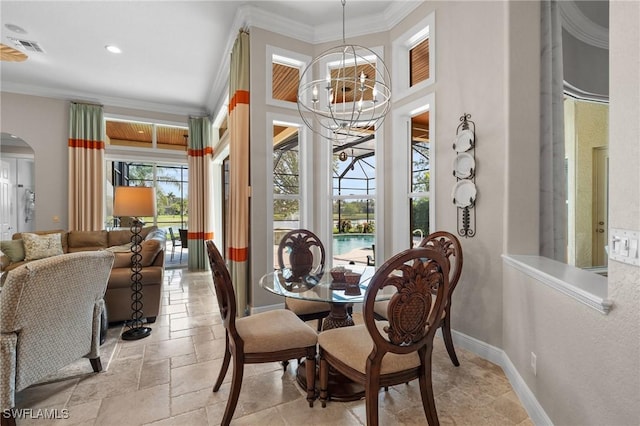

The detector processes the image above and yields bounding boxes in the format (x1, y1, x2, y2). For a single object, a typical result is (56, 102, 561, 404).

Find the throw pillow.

(112, 252, 132, 268)
(140, 239, 162, 266)
(22, 232, 64, 261)
(0, 239, 25, 263)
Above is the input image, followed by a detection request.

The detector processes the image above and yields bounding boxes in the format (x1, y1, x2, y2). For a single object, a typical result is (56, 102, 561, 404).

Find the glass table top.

(259, 265, 395, 304)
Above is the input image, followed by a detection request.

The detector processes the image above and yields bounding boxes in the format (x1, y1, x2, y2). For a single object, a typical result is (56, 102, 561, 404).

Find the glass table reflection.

(260, 265, 390, 330)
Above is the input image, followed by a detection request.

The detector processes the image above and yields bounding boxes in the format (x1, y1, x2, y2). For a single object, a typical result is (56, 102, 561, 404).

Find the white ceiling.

(0, 1, 421, 117)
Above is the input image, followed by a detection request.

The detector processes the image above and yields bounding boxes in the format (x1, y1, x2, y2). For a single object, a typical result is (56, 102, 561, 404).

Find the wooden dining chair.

(277, 229, 331, 331)
(374, 231, 463, 366)
(317, 246, 450, 426)
(205, 241, 318, 425)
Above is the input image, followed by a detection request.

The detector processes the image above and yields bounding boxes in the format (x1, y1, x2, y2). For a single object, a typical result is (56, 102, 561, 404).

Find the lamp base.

(121, 326, 152, 341)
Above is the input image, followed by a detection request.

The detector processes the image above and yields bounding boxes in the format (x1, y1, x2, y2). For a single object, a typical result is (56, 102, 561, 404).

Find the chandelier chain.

(342, 0, 346, 44)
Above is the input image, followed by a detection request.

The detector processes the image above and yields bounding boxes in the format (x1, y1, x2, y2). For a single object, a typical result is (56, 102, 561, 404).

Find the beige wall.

(1, 93, 69, 230)
(503, 1, 640, 425)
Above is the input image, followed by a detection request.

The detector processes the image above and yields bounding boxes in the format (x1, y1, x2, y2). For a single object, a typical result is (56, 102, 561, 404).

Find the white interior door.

(1, 159, 16, 240)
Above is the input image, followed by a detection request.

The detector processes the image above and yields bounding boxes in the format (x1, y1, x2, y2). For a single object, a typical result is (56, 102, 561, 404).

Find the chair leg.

(90, 357, 102, 373)
(305, 348, 316, 407)
(180, 248, 183, 263)
(316, 318, 323, 332)
(213, 334, 231, 392)
(318, 355, 329, 408)
(221, 352, 244, 426)
(441, 317, 460, 367)
(1, 410, 16, 426)
(418, 350, 440, 426)
(170, 245, 175, 261)
(365, 377, 380, 426)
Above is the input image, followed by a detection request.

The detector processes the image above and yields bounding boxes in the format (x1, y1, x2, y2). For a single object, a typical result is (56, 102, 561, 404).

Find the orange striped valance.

(68, 139, 105, 150)
(229, 90, 249, 113)
(228, 246, 248, 262)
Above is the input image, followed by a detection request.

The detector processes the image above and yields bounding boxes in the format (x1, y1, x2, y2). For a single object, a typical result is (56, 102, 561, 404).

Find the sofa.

(0, 227, 166, 324)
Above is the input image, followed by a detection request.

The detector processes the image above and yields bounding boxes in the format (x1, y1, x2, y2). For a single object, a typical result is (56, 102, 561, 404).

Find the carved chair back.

(363, 247, 450, 357)
(419, 231, 463, 302)
(277, 229, 326, 281)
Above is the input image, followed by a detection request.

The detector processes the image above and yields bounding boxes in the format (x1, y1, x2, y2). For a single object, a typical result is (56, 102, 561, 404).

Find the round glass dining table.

(260, 264, 394, 401)
(259, 264, 389, 330)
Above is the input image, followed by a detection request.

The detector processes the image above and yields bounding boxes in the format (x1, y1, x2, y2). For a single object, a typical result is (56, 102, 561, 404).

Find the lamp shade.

(114, 186, 156, 217)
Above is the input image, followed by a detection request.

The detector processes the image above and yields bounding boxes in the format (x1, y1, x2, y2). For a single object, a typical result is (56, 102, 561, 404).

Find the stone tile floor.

(13, 269, 532, 425)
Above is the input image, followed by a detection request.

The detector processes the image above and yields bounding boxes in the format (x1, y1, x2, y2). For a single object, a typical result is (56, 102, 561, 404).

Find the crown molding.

(239, 2, 421, 44)
(559, 1, 608, 50)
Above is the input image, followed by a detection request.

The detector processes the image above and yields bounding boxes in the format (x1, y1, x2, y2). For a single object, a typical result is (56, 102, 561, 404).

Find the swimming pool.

(333, 234, 375, 255)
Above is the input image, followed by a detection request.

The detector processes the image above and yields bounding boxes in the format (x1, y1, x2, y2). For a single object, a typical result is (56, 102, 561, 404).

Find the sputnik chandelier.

(297, 0, 391, 144)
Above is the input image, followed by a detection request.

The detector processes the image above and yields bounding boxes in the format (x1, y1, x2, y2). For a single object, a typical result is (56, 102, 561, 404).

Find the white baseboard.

(450, 329, 553, 426)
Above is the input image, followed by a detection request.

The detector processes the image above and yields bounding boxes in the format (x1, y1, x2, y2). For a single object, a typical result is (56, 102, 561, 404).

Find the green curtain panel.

(68, 102, 105, 231)
(228, 30, 250, 316)
(187, 116, 214, 271)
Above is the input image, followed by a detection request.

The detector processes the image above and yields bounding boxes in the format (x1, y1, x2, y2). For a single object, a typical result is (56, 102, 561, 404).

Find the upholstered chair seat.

(235, 309, 318, 353)
(318, 321, 421, 375)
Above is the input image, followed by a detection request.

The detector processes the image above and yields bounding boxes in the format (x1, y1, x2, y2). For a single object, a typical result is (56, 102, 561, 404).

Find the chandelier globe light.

(297, 0, 391, 144)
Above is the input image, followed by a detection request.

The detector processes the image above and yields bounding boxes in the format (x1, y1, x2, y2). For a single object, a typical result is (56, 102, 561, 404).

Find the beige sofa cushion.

(67, 230, 108, 252)
(109, 239, 161, 268)
(108, 227, 156, 247)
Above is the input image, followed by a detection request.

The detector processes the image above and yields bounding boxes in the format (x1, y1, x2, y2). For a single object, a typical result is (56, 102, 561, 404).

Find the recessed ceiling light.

(105, 45, 122, 54)
(5, 24, 27, 34)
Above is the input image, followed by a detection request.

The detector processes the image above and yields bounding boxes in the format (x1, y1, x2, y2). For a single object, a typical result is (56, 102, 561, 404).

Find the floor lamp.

(114, 186, 156, 340)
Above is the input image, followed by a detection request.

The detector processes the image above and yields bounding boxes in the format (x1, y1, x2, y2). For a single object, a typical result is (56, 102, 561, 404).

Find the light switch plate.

(610, 228, 640, 266)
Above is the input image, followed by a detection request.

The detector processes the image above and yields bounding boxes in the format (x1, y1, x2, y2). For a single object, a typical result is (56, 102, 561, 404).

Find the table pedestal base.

(322, 303, 354, 330)
(296, 361, 365, 402)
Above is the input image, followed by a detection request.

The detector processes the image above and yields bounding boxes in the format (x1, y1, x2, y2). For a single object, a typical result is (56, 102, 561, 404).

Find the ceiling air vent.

(8, 37, 45, 53)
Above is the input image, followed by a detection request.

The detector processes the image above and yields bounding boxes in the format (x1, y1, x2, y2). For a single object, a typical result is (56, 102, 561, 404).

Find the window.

(410, 111, 430, 247)
(105, 117, 189, 230)
(332, 133, 376, 265)
(105, 120, 187, 152)
(410, 37, 430, 87)
(266, 46, 310, 109)
(108, 162, 189, 230)
(393, 12, 435, 100)
(273, 122, 301, 267)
